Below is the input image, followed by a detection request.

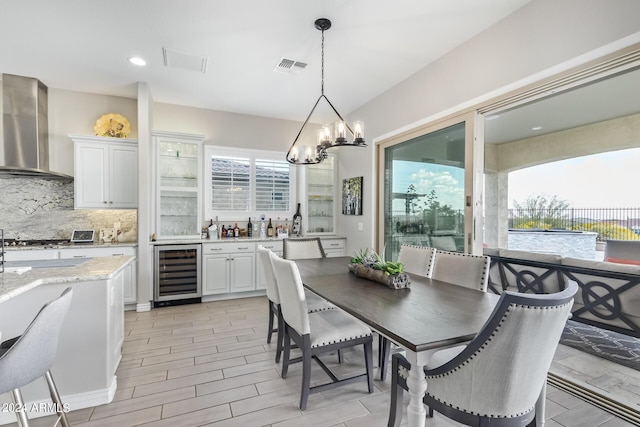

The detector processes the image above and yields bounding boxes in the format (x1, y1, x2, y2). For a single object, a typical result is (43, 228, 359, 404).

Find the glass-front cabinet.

(153, 131, 204, 239)
(305, 154, 336, 235)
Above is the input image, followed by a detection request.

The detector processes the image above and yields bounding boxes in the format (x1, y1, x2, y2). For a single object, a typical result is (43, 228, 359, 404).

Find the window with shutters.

(204, 146, 295, 219)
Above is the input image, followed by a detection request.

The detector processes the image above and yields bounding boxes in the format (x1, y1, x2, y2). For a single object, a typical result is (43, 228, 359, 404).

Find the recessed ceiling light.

(531, 126, 543, 131)
(128, 57, 147, 66)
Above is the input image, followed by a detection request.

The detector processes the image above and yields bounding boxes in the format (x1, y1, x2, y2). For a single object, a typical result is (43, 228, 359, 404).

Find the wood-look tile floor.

(8, 296, 638, 427)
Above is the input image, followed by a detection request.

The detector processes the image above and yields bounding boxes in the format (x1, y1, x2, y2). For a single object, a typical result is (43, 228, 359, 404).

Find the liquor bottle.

(227, 225, 233, 238)
(208, 218, 219, 240)
(221, 226, 227, 238)
(247, 217, 253, 238)
(260, 215, 267, 238)
(267, 218, 274, 237)
(292, 203, 302, 236)
(233, 223, 240, 237)
(276, 217, 282, 237)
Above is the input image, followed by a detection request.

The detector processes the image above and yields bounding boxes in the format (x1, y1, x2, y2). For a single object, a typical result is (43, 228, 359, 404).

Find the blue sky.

(508, 148, 640, 208)
(392, 160, 465, 212)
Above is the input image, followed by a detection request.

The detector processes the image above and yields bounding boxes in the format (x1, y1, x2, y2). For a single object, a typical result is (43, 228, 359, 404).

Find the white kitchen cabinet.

(256, 241, 283, 290)
(153, 131, 203, 239)
(202, 242, 256, 295)
(302, 153, 337, 235)
(71, 135, 138, 209)
(3, 249, 59, 262)
(321, 238, 346, 257)
(59, 246, 137, 305)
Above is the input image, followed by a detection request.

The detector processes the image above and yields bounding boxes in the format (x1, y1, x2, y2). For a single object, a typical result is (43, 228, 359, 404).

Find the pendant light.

(286, 18, 366, 165)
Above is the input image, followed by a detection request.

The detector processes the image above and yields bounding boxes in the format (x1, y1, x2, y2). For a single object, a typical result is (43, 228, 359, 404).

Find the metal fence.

(508, 207, 640, 241)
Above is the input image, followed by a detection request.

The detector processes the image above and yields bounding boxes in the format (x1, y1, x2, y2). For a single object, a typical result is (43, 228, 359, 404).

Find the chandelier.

(286, 18, 366, 165)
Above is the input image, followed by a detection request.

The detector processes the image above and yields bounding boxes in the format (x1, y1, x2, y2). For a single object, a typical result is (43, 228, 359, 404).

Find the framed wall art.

(342, 176, 363, 215)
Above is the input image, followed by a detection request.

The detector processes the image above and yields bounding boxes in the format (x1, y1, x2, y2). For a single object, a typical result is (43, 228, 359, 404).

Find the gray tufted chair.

(0, 287, 73, 427)
(270, 252, 374, 410)
(388, 281, 578, 427)
(432, 250, 490, 292)
(257, 245, 335, 363)
(283, 237, 326, 260)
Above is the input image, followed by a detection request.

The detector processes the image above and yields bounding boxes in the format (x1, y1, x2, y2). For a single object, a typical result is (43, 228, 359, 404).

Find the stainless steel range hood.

(1, 74, 72, 180)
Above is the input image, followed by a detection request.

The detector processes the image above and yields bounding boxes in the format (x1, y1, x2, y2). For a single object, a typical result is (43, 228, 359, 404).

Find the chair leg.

(45, 370, 70, 427)
(299, 344, 312, 411)
(387, 355, 404, 427)
(380, 336, 391, 381)
(364, 340, 374, 393)
(281, 325, 291, 379)
(10, 388, 30, 427)
(267, 300, 275, 344)
(275, 305, 284, 363)
(338, 349, 343, 363)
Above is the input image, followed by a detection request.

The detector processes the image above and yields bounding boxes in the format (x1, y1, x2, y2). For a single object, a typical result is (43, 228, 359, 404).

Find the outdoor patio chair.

(271, 253, 374, 410)
(388, 280, 578, 427)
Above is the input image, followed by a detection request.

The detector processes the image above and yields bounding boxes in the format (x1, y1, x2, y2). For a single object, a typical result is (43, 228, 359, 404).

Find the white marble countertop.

(3, 242, 138, 252)
(0, 256, 134, 304)
(150, 236, 345, 245)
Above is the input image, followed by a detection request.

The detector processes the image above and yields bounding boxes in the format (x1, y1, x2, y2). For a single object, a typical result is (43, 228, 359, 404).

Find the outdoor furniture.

(271, 254, 374, 410)
(604, 239, 640, 264)
(0, 288, 73, 427)
(283, 237, 326, 260)
(388, 281, 577, 427)
(295, 256, 499, 427)
(431, 250, 490, 292)
(257, 245, 335, 363)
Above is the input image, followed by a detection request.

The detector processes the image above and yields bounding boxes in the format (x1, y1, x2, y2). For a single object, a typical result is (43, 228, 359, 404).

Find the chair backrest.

(432, 250, 490, 292)
(0, 287, 73, 393)
(424, 281, 578, 418)
(257, 245, 280, 304)
(397, 244, 436, 277)
(283, 238, 326, 260)
(270, 253, 310, 336)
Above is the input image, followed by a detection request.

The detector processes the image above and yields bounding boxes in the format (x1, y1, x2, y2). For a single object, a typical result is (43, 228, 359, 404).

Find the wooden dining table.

(294, 256, 500, 427)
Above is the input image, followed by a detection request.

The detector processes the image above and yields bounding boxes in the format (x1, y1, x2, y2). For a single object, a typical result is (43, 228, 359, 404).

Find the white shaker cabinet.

(71, 135, 138, 209)
(202, 242, 256, 295)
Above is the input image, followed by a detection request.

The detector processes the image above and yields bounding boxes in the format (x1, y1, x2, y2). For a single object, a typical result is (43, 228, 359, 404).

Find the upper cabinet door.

(71, 135, 138, 209)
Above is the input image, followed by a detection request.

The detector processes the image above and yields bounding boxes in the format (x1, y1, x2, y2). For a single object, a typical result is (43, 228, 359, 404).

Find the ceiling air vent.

(274, 58, 307, 74)
(163, 47, 208, 74)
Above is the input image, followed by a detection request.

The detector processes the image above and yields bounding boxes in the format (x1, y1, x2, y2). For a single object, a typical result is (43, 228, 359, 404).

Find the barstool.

(0, 288, 73, 427)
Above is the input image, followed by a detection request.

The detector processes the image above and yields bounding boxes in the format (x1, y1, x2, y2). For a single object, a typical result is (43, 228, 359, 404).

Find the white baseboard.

(0, 377, 117, 425)
(136, 302, 152, 312)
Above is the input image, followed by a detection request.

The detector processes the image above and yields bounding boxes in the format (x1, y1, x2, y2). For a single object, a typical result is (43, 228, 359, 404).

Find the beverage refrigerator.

(154, 244, 201, 307)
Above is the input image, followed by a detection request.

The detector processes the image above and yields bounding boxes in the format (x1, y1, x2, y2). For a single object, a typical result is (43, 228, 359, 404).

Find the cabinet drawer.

(4, 249, 59, 262)
(258, 241, 283, 252)
(59, 246, 136, 259)
(203, 242, 256, 254)
(321, 239, 345, 250)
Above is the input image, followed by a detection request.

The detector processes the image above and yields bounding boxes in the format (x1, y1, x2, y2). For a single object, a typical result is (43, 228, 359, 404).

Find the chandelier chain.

(321, 29, 325, 95)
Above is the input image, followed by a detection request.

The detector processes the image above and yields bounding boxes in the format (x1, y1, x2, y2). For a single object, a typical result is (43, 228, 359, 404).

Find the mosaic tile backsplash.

(0, 176, 137, 242)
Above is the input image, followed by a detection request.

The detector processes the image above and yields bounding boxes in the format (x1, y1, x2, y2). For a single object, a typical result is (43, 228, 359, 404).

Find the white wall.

(340, 0, 640, 255)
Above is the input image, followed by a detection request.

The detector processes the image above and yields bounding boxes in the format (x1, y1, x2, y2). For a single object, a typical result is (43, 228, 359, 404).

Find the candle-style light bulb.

(353, 121, 365, 144)
(335, 121, 347, 144)
(291, 147, 298, 162)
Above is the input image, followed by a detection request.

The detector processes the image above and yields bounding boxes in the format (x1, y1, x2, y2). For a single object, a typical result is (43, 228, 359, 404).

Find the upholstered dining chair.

(397, 244, 436, 277)
(283, 237, 326, 260)
(0, 287, 73, 427)
(388, 280, 578, 427)
(431, 250, 490, 292)
(270, 252, 374, 410)
(257, 245, 335, 363)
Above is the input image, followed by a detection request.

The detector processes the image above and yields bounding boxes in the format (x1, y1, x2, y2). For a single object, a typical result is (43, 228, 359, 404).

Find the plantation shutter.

(255, 159, 291, 211)
(210, 156, 251, 211)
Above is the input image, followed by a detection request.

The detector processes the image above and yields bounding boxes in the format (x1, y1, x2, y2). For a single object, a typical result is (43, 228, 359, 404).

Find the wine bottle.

(292, 203, 302, 236)
(267, 218, 274, 237)
(247, 217, 253, 238)
(221, 226, 227, 238)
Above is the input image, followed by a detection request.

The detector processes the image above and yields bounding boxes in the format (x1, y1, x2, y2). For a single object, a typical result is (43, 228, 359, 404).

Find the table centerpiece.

(348, 248, 410, 289)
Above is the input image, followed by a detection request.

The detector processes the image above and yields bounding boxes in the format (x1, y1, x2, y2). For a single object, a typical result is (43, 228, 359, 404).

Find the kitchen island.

(0, 256, 133, 425)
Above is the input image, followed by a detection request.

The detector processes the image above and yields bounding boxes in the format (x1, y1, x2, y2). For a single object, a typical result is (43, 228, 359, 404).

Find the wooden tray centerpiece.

(348, 248, 410, 289)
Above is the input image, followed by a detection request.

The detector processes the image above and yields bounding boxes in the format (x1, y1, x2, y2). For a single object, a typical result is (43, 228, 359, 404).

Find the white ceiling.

(0, 0, 530, 124)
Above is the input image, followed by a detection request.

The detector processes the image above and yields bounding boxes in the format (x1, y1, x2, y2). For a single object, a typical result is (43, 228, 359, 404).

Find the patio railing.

(508, 207, 640, 241)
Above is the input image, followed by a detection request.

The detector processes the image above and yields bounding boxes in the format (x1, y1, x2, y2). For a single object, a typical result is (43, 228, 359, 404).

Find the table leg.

(404, 350, 436, 427)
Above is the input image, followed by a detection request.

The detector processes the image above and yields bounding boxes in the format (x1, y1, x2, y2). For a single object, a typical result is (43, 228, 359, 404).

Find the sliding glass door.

(379, 114, 482, 262)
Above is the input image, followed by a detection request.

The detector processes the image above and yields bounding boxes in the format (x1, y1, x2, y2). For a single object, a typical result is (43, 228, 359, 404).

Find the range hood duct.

(1, 74, 72, 180)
